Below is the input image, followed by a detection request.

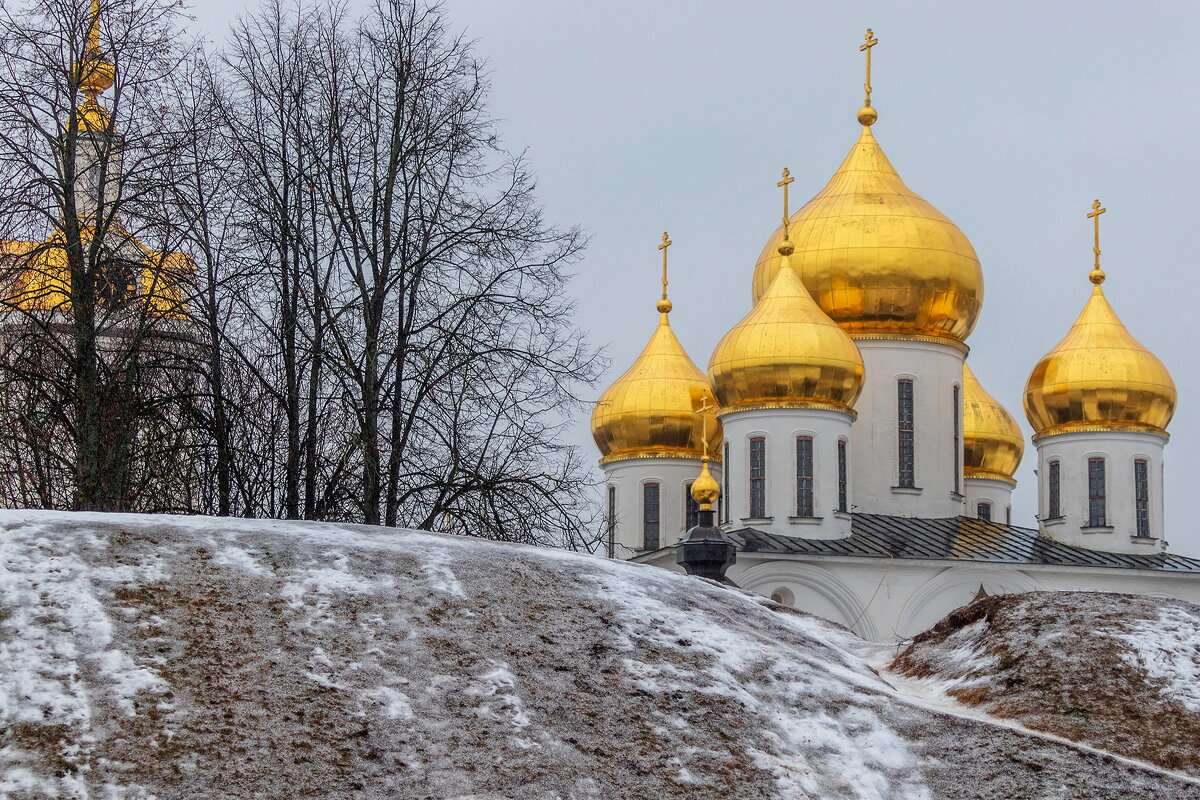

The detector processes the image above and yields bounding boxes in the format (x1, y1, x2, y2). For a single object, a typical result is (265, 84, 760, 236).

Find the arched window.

(722, 441, 730, 523)
(1005, 505, 1011, 525)
(796, 436, 814, 517)
(606, 486, 616, 558)
(953, 385, 961, 494)
(1087, 458, 1106, 527)
(684, 482, 699, 530)
(977, 502, 992, 522)
(837, 439, 848, 513)
(749, 437, 766, 518)
(1047, 460, 1061, 518)
(897, 379, 915, 487)
(642, 483, 660, 549)
(1134, 459, 1150, 537)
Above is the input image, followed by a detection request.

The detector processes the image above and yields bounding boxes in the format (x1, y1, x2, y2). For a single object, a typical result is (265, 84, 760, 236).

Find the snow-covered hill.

(1, 510, 1198, 799)
(890, 590, 1200, 777)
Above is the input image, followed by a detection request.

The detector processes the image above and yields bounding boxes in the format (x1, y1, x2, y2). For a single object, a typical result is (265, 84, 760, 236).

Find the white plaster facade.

(718, 407, 854, 540)
(602, 457, 723, 558)
(849, 338, 966, 518)
(1034, 430, 1167, 554)
(964, 476, 1015, 524)
(637, 548, 1200, 642)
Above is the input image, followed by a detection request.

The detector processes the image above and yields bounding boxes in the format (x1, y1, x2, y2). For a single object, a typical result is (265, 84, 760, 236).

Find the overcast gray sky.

(197, 1, 1200, 556)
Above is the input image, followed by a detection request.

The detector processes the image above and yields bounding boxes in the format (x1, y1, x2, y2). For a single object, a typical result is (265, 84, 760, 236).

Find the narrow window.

(1134, 459, 1150, 537)
(749, 437, 766, 518)
(685, 482, 699, 530)
(977, 502, 992, 522)
(722, 441, 730, 523)
(796, 436, 814, 517)
(1005, 505, 1011, 525)
(897, 379, 915, 487)
(642, 483, 660, 549)
(1087, 458, 1106, 527)
(953, 385, 961, 494)
(1048, 460, 1061, 518)
(837, 439, 848, 513)
(606, 485, 616, 558)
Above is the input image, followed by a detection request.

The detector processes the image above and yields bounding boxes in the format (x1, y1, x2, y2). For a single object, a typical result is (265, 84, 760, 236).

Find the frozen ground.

(1, 510, 1198, 799)
(890, 590, 1200, 778)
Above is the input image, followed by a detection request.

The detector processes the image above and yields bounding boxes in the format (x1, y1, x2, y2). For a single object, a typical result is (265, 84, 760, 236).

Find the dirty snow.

(1115, 604, 1200, 712)
(1, 510, 1198, 799)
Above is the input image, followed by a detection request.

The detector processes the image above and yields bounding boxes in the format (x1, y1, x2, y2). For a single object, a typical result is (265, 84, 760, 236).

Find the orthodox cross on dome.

(656, 231, 672, 312)
(697, 392, 715, 454)
(859, 28, 879, 123)
(777, 167, 795, 238)
(1087, 199, 1107, 284)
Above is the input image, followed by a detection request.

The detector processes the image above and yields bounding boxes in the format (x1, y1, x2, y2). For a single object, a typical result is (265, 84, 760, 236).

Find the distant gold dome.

(709, 246, 864, 414)
(962, 362, 1024, 483)
(753, 125, 983, 343)
(1023, 279, 1175, 440)
(591, 307, 721, 465)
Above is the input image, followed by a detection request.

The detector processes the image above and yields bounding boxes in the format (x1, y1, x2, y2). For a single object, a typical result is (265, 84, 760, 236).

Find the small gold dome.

(753, 125, 983, 342)
(962, 362, 1024, 483)
(1023, 281, 1175, 440)
(690, 458, 721, 511)
(591, 309, 721, 465)
(709, 248, 864, 414)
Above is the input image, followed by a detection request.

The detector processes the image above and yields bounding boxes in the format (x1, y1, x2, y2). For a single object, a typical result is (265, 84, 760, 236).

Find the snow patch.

(1115, 605, 1200, 711)
(212, 543, 270, 576)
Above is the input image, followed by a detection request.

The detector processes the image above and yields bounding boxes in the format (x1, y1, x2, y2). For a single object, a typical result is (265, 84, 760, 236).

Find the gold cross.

(697, 393, 714, 454)
(860, 28, 879, 108)
(777, 167, 795, 234)
(1086, 199, 1106, 269)
(657, 231, 672, 301)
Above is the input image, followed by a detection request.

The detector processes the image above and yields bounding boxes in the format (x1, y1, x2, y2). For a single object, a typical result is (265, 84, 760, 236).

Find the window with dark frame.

(685, 482, 699, 530)
(953, 385, 961, 494)
(642, 483, 660, 550)
(977, 502, 991, 522)
(837, 439, 848, 513)
(1135, 459, 1150, 538)
(606, 486, 616, 558)
(1088, 457, 1106, 527)
(722, 441, 730, 523)
(749, 437, 766, 518)
(1048, 460, 1061, 518)
(897, 379, 915, 487)
(796, 436, 814, 517)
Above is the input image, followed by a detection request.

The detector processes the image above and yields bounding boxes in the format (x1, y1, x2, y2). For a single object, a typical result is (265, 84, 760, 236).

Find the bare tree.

(0, 0, 199, 511)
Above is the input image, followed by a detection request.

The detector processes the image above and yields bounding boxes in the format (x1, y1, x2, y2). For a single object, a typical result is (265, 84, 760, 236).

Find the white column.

(601, 457, 723, 559)
(718, 407, 854, 540)
(963, 477, 1015, 524)
(849, 337, 966, 517)
(1034, 430, 1167, 554)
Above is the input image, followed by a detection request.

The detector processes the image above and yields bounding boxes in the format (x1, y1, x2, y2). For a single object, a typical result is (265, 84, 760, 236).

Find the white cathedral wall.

(639, 549, 1200, 642)
(963, 477, 1015, 524)
(601, 457, 722, 558)
(850, 338, 966, 518)
(718, 407, 854, 540)
(1035, 430, 1167, 554)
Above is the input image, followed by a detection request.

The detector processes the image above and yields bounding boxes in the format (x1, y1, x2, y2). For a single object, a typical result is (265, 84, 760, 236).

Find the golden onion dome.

(1023, 273, 1175, 440)
(752, 125, 984, 343)
(709, 241, 864, 414)
(591, 303, 722, 465)
(962, 362, 1024, 483)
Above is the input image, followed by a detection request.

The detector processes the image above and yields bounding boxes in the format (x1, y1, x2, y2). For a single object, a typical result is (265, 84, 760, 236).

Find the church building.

(590, 31, 1200, 641)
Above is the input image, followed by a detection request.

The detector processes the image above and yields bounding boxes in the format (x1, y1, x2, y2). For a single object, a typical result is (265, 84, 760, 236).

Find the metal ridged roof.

(728, 514, 1200, 573)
